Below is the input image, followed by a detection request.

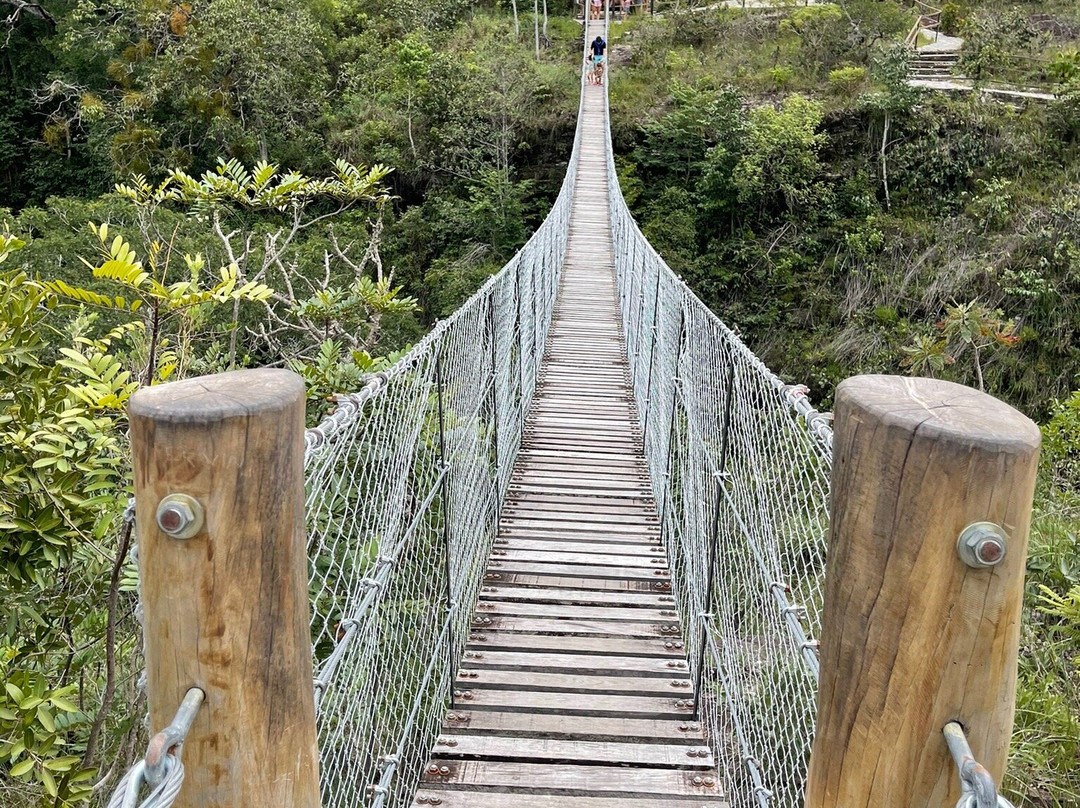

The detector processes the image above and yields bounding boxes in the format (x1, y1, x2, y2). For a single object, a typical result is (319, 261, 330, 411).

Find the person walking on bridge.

(590, 34, 607, 85)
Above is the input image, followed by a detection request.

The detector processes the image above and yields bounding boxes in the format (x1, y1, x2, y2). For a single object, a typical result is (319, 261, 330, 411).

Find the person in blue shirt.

(590, 35, 607, 84)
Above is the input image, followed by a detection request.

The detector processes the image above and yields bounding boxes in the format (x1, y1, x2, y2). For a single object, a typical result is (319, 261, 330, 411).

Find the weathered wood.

(431, 735, 713, 769)
(467, 616, 675, 637)
(807, 375, 1040, 808)
(410, 792, 724, 808)
(420, 761, 720, 798)
(130, 368, 318, 808)
(461, 650, 689, 676)
(448, 689, 687, 717)
(491, 548, 663, 568)
(481, 572, 670, 592)
(467, 632, 684, 658)
(442, 710, 699, 742)
(455, 668, 687, 696)
(480, 586, 673, 607)
(474, 601, 674, 623)
(485, 560, 669, 581)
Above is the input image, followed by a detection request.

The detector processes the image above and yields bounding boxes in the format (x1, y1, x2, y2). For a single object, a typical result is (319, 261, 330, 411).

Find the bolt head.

(155, 494, 204, 539)
(957, 522, 1008, 568)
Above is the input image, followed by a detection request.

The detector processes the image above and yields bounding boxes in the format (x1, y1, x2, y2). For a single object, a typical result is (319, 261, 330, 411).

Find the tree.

(732, 94, 828, 216)
(859, 44, 920, 211)
(958, 7, 1038, 86)
(902, 300, 1019, 391)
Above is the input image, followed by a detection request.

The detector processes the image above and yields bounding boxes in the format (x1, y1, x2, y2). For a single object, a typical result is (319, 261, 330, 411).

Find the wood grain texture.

(806, 375, 1040, 808)
(130, 369, 318, 808)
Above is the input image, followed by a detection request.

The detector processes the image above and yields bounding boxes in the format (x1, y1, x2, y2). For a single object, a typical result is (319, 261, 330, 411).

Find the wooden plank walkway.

(412, 23, 726, 807)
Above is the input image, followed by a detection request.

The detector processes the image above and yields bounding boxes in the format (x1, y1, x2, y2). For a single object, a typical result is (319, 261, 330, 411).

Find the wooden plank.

(442, 689, 686, 718)
(410, 791, 726, 808)
(499, 521, 658, 539)
(501, 509, 660, 527)
(429, 735, 713, 769)
(467, 633, 684, 658)
(480, 586, 673, 608)
(454, 669, 688, 696)
(420, 761, 720, 798)
(441, 710, 701, 743)
(461, 649, 688, 677)
(475, 601, 676, 624)
(494, 538, 661, 557)
(481, 572, 671, 593)
(504, 498, 656, 514)
(492, 549, 663, 569)
(484, 560, 670, 582)
(467, 616, 676, 638)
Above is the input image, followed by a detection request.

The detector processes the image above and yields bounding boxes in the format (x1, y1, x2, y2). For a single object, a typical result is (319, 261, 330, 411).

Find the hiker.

(590, 34, 606, 61)
(590, 0, 601, 20)
(590, 35, 606, 85)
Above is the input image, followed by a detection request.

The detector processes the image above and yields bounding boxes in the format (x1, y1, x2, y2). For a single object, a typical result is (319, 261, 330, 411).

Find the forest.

(1, 0, 1079, 804)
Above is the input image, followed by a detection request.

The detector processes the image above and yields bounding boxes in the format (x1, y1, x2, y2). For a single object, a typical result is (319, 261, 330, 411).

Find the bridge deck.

(412, 29, 725, 808)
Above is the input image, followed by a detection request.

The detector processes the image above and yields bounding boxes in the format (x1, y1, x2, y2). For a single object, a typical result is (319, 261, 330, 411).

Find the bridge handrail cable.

(299, 29, 593, 808)
(602, 35, 831, 808)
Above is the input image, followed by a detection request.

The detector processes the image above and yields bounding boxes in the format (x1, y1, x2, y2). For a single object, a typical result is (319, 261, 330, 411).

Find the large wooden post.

(806, 375, 1039, 808)
(130, 369, 319, 808)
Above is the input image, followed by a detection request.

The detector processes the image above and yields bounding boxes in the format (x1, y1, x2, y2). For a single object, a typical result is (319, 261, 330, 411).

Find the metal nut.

(155, 494, 204, 539)
(957, 522, 1008, 568)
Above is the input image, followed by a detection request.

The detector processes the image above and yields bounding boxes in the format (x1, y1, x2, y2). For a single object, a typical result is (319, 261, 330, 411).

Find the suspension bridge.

(116, 10, 1041, 808)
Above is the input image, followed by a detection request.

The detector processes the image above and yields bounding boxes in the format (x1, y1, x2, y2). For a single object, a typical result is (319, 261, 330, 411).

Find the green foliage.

(1049, 48, 1080, 82)
(0, 669, 95, 806)
(958, 7, 1039, 84)
(904, 300, 1019, 390)
(827, 66, 869, 99)
(1041, 392, 1080, 492)
(767, 66, 795, 90)
(733, 94, 829, 215)
(939, 2, 968, 37)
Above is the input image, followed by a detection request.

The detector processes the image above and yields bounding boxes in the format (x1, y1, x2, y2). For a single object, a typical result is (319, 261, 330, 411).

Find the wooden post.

(806, 375, 1039, 808)
(129, 369, 319, 808)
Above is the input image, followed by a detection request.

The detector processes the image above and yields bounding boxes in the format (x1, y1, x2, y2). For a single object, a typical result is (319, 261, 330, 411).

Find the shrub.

(767, 66, 795, 90)
(1042, 391, 1080, 493)
(828, 65, 869, 99)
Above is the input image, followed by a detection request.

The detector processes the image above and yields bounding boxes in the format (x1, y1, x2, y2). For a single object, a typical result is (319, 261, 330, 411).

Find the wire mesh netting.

(297, 21, 834, 806)
(302, 120, 577, 808)
(602, 79, 834, 808)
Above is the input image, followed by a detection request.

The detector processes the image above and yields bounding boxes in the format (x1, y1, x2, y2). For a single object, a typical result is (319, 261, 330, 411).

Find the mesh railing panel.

(303, 105, 579, 808)
(603, 79, 834, 808)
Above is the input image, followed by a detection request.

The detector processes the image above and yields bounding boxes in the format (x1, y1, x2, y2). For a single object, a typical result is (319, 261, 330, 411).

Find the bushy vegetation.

(609, 3, 1079, 803)
(2, 0, 1079, 804)
(0, 0, 578, 804)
